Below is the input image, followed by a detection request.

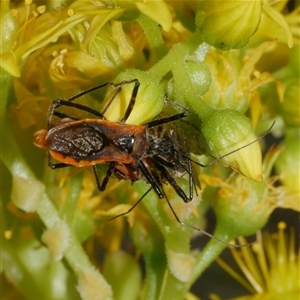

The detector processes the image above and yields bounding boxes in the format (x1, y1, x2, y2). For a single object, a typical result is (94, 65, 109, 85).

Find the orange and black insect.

(34, 79, 197, 208)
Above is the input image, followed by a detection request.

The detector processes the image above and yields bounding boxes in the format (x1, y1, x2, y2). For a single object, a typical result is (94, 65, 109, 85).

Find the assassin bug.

(34, 78, 267, 246)
(34, 79, 195, 201)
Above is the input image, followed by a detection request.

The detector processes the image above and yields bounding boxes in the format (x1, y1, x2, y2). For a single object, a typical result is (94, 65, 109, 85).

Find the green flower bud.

(275, 130, 300, 192)
(280, 78, 300, 127)
(196, 0, 262, 50)
(185, 59, 212, 96)
(103, 69, 165, 124)
(213, 175, 270, 239)
(191, 173, 272, 281)
(200, 109, 262, 181)
(171, 55, 212, 107)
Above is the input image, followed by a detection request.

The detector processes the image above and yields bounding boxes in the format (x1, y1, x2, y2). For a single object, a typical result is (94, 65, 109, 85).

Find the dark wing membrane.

(151, 104, 208, 156)
(47, 122, 106, 158)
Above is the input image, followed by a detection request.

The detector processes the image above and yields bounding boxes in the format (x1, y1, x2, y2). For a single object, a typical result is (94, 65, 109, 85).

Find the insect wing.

(152, 105, 207, 156)
(46, 119, 147, 167)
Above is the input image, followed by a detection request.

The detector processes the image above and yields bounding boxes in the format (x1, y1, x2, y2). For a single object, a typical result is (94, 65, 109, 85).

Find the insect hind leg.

(153, 159, 191, 203)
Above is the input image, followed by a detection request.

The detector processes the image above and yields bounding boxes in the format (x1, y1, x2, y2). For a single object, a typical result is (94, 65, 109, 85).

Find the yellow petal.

(0, 52, 20, 77)
(135, 0, 172, 32)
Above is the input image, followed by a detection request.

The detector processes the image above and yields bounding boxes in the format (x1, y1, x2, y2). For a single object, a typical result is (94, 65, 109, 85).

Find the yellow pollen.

(37, 5, 46, 14)
(278, 221, 286, 230)
(68, 9, 74, 16)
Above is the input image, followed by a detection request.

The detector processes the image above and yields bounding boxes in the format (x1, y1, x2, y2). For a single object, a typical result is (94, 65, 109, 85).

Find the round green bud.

(196, 0, 262, 50)
(200, 109, 262, 181)
(103, 69, 165, 124)
(171, 58, 212, 109)
(213, 175, 270, 238)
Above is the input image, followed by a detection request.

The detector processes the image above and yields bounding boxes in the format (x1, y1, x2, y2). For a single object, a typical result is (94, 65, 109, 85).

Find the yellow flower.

(203, 41, 276, 126)
(213, 222, 299, 300)
(1, 0, 172, 80)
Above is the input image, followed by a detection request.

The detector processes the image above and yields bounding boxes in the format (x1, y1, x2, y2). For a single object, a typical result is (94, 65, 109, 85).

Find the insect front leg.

(98, 162, 116, 191)
(120, 79, 140, 123)
(50, 99, 106, 120)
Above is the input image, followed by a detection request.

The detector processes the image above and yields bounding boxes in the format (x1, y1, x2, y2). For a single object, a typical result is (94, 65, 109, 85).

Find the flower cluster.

(1, 1, 299, 300)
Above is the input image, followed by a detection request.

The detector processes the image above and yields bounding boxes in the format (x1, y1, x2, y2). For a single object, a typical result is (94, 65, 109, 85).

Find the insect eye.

(115, 135, 135, 153)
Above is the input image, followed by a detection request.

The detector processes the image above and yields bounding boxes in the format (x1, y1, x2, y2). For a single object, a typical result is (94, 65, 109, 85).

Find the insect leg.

(146, 111, 188, 128)
(101, 79, 140, 120)
(154, 161, 191, 203)
(47, 82, 116, 126)
(47, 153, 71, 169)
(99, 162, 116, 191)
(138, 160, 164, 199)
(51, 99, 106, 119)
(164, 193, 252, 247)
(184, 157, 194, 200)
(47, 99, 104, 130)
(51, 111, 80, 120)
(63, 79, 139, 106)
(64, 82, 114, 103)
(91, 165, 102, 191)
(108, 187, 152, 221)
(120, 79, 140, 123)
(100, 86, 122, 116)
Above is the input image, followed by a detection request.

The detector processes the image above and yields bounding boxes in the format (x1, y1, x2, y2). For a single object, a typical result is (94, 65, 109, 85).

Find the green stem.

(2, 240, 50, 299)
(158, 272, 189, 300)
(1, 121, 93, 270)
(148, 35, 214, 119)
(60, 172, 83, 225)
(191, 239, 228, 284)
(137, 14, 167, 60)
(0, 0, 10, 17)
(0, 72, 109, 293)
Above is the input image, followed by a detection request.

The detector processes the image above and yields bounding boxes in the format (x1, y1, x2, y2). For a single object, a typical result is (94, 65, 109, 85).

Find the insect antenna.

(107, 187, 152, 221)
(181, 121, 276, 169)
(163, 191, 254, 248)
(108, 183, 253, 247)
